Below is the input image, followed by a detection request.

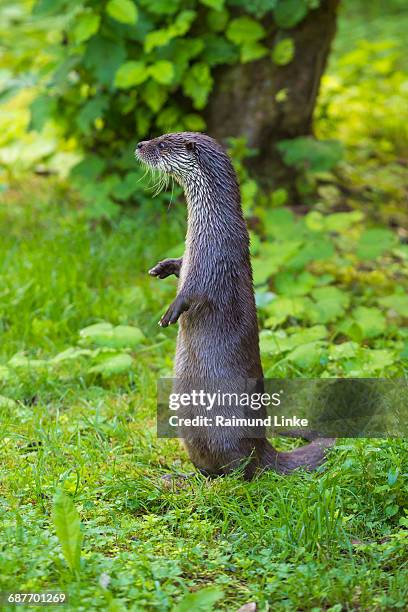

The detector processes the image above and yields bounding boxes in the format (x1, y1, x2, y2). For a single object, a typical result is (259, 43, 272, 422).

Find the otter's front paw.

(149, 258, 181, 279)
(159, 295, 190, 327)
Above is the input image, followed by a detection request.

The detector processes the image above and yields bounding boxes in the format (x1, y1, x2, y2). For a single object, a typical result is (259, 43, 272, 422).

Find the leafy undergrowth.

(0, 180, 408, 611)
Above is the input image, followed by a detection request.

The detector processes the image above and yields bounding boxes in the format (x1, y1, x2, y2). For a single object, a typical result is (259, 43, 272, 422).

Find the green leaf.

(378, 294, 408, 317)
(203, 35, 238, 66)
(141, 80, 168, 113)
(76, 96, 109, 134)
(30, 95, 57, 131)
(263, 296, 312, 327)
(272, 37, 295, 65)
(241, 42, 268, 63)
(173, 587, 224, 612)
(84, 37, 126, 86)
(387, 468, 399, 486)
(144, 29, 172, 53)
(287, 341, 326, 369)
(274, 0, 308, 28)
(364, 348, 395, 371)
(207, 9, 229, 32)
(89, 353, 133, 376)
(352, 306, 386, 339)
(261, 325, 327, 355)
(323, 211, 364, 233)
(0, 395, 17, 409)
(71, 155, 106, 182)
(308, 286, 350, 324)
(183, 63, 213, 109)
(226, 17, 265, 45)
(106, 0, 138, 24)
(112, 171, 143, 200)
(329, 342, 359, 360)
(80, 323, 145, 348)
(184, 113, 206, 131)
(144, 10, 196, 53)
(73, 12, 100, 44)
(200, 0, 224, 9)
(277, 137, 343, 173)
(149, 61, 174, 85)
(51, 489, 82, 574)
(114, 61, 148, 88)
(275, 271, 316, 296)
(357, 228, 397, 260)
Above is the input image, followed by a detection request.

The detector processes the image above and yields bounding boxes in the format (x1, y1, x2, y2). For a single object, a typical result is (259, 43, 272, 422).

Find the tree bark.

(205, 0, 340, 194)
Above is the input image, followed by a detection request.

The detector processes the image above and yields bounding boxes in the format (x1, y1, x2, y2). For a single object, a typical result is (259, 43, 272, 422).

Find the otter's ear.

(185, 140, 196, 152)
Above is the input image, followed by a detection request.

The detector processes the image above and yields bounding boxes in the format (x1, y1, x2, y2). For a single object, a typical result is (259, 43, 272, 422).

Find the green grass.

(0, 177, 407, 611)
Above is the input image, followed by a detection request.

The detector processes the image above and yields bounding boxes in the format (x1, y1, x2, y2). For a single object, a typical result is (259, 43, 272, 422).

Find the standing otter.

(136, 132, 334, 479)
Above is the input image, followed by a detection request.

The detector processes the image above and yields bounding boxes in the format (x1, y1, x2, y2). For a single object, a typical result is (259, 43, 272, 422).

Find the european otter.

(136, 132, 334, 479)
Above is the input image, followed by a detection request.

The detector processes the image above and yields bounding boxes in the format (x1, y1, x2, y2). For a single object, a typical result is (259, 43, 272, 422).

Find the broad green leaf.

(84, 37, 126, 86)
(288, 341, 326, 369)
(114, 61, 148, 88)
(226, 17, 265, 45)
(52, 347, 94, 363)
(73, 12, 100, 44)
(144, 29, 172, 53)
(309, 286, 350, 324)
(8, 353, 48, 369)
(76, 96, 109, 134)
(207, 8, 229, 32)
(387, 468, 399, 486)
(0, 395, 17, 409)
(272, 38, 295, 65)
(80, 323, 144, 348)
(111, 171, 143, 200)
(324, 211, 364, 233)
(89, 353, 133, 376)
(241, 42, 268, 63)
(71, 155, 106, 182)
(329, 342, 359, 360)
(275, 271, 316, 296)
(288, 238, 334, 270)
(378, 294, 408, 317)
(352, 306, 386, 338)
(204, 35, 238, 66)
(274, 0, 308, 28)
(261, 325, 327, 355)
(141, 80, 168, 113)
(184, 113, 206, 131)
(200, 0, 224, 9)
(30, 95, 56, 131)
(171, 10, 196, 36)
(139, 0, 180, 14)
(149, 61, 174, 85)
(263, 207, 297, 239)
(52, 489, 82, 574)
(364, 349, 395, 371)
(106, 0, 138, 24)
(182, 63, 213, 109)
(277, 137, 343, 173)
(173, 587, 224, 612)
(264, 296, 312, 327)
(357, 228, 397, 260)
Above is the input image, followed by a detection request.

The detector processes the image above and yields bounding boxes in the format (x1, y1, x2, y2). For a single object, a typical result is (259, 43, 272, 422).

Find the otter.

(136, 132, 335, 480)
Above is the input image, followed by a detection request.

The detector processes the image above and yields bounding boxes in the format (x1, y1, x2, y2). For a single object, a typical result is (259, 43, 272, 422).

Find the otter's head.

(135, 132, 236, 191)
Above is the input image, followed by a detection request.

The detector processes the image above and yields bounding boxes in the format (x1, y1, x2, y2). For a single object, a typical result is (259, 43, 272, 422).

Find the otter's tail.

(261, 437, 336, 475)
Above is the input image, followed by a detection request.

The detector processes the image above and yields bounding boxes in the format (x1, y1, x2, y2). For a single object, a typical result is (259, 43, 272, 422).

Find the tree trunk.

(205, 0, 340, 195)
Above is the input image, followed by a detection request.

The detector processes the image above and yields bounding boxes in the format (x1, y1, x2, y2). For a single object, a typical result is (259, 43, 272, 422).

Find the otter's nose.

(137, 141, 147, 149)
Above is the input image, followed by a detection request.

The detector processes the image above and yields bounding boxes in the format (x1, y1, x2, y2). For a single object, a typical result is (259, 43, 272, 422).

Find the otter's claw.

(160, 295, 190, 327)
(149, 258, 182, 279)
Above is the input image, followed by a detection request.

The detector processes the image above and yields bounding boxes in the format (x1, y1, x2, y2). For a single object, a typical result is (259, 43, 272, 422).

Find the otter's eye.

(158, 142, 165, 150)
